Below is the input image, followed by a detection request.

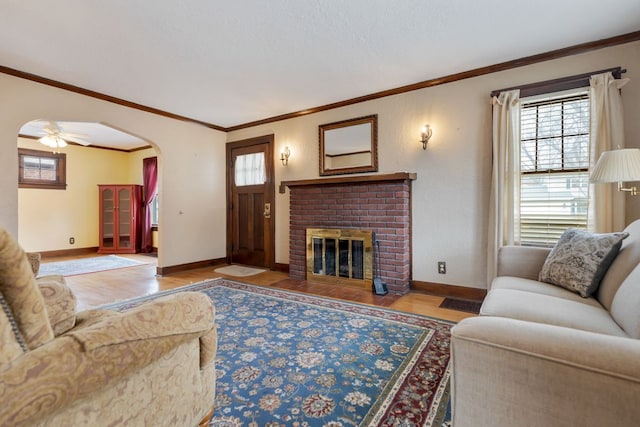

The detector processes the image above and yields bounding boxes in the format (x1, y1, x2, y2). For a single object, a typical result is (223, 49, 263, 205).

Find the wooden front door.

(227, 135, 275, 268)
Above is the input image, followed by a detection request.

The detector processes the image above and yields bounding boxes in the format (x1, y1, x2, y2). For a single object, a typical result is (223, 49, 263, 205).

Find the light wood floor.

(52, 253, 476, 323)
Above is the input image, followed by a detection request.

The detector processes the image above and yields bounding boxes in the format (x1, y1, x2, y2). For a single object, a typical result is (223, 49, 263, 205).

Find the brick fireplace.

(282, 172, 416, 294)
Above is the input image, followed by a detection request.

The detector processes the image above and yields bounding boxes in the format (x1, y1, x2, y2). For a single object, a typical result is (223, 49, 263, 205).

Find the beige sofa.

(451, 220, 640, 427)
(0, 228, 218, 427)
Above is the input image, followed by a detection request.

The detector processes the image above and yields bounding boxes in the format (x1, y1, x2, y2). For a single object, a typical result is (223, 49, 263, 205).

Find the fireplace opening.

(306, 228, 373, 288)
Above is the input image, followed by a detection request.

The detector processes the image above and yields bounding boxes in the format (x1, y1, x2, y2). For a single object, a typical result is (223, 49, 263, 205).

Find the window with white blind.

(520, 92, 590, 246)
(18, 148, 67, 190)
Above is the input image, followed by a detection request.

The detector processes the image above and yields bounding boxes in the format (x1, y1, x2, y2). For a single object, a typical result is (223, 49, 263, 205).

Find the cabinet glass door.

(118, 187, 132, 249)
(101, 188, 115, 249)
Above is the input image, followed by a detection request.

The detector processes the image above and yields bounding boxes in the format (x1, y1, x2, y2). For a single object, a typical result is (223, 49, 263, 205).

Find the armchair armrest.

(496, 245, 550, 280)
(68, 291, 214, 350)
(451, 316, 640, 427)
(0, 291, 215, 426)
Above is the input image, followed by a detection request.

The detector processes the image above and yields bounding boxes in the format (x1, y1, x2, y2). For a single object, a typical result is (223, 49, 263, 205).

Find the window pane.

(563, 98, 590, 134)
(18, 148, 66, 190)
(234, 153, 266, 186)
(520, 108, 538, 140)
(536, 103, 562, 138)
(519, 92, 589, 246)
(520, 172, 588, 246)
(521, 140, 537, 172)
(24, 156, 41, 166)
(564, 135, 589, 169)
(23, 156, 57, 181)
(537, 137, 562, 171)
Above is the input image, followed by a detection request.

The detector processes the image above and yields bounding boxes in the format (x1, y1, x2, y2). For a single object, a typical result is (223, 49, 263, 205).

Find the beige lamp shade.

(590, 149, 640, 183)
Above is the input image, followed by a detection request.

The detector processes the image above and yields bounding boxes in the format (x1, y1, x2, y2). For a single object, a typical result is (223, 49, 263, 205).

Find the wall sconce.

(280, 146, 291, 166)
(420, 125, 432, 150)
(590, 148, 640, 195)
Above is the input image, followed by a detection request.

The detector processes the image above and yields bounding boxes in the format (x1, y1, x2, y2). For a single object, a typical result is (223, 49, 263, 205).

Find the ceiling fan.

(34, 120, 91, 148)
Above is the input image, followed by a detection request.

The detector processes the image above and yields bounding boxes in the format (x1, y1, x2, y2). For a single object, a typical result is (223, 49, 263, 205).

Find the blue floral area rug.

(39, 255, 146, 277)
(106, 279, 453, 426)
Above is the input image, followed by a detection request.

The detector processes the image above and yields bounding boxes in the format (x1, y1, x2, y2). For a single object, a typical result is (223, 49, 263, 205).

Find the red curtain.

(142, 156, 158, 252)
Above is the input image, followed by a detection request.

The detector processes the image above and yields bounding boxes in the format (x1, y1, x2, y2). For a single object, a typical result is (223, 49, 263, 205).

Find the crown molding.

(2, 30, 639, 133)
(0, 65, 226, 132)
(226, 30, 640, 131)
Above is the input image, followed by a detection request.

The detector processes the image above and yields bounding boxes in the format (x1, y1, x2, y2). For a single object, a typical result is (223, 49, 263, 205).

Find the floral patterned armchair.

(0, 228, 217, 426)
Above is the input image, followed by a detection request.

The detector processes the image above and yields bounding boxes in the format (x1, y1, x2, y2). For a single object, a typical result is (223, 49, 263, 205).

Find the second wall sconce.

(280, 146, 291, 166)
(420, 125, 433, 150)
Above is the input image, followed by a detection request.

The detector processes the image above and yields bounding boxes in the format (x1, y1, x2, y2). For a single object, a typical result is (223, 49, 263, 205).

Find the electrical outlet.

(69, 237, 75, 245)
(438, 261, 446, 274)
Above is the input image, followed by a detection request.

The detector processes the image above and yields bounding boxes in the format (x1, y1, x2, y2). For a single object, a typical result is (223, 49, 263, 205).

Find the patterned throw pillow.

(539, 228, 629, 298)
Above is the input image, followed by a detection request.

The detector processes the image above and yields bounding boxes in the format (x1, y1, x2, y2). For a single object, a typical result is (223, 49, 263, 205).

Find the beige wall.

(228, 41, 640, 289)
(17, 137, 155, 252)
(1, 74, 227, 269)
(1, 41, 638, 288)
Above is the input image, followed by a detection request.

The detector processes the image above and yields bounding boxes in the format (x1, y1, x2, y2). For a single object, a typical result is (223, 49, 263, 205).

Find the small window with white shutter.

(18, 148, 67, 190)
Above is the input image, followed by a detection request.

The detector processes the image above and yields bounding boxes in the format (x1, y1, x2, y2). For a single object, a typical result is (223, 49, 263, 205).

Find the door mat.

(214, 265, 267, 277)
(438, 297, 482, 314)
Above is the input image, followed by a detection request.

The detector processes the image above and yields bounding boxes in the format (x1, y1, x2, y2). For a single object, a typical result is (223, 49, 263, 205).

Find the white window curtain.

(487, 89, 521, 285)
(588, 72, 630, 233)
(235, 153, 266, 186)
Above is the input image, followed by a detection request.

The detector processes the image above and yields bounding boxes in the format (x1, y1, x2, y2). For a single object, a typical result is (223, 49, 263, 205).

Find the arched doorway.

(16, 119, 160, 257)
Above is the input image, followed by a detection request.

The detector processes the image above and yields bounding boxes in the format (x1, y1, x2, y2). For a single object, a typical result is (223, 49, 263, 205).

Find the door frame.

(226, 134, 276, 269)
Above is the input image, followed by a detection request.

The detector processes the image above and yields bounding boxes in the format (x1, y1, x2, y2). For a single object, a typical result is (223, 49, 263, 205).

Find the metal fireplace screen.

(306, 228, 373, 289)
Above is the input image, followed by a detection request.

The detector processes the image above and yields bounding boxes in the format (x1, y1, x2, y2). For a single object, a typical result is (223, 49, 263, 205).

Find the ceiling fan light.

(39, 134, 67, 148)
(55, 135, 68, 147)
(39, 135, 56, 147)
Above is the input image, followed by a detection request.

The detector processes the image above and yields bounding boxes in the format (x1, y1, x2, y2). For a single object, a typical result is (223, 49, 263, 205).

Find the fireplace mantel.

(280, 172, 416, 193)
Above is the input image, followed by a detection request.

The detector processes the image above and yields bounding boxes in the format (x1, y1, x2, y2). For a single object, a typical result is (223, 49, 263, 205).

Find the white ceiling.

(2, 0, 640, 133)
(19, 120, 148, 151)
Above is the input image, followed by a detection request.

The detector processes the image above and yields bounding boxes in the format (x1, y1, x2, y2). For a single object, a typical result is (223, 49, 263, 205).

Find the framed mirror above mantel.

(319, 114, 378, 176)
